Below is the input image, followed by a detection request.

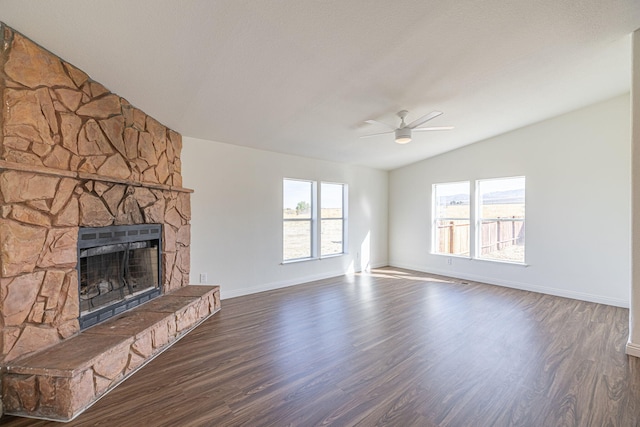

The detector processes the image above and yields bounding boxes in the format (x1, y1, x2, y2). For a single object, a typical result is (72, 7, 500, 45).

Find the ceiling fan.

(361, 110, 454, 144)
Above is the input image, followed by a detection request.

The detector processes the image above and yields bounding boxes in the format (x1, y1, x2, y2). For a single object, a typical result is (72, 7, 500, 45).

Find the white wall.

(389, 94, 631, 307)
(182, 138, 389, 299)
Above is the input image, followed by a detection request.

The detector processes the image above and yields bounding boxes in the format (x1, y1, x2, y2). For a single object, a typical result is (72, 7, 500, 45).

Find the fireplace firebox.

(78, 224, 162, 329)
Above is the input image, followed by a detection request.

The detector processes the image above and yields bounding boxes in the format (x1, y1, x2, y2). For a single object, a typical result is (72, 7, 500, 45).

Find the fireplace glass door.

(78, 224, 162, 329)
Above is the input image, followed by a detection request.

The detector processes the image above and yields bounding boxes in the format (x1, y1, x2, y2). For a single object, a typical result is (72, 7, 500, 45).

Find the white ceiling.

(1, 1, 639, 170)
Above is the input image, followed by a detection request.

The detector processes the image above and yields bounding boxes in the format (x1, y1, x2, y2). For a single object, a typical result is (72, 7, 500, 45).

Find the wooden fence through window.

(437, 218, 524, 255)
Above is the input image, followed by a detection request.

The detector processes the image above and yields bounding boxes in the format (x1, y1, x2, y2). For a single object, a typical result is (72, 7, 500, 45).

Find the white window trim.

(282, 179, 348, 264)
(320, 181, 348, 258)
(282, 178, 317, 262)
(431, 181, 471, 257)
(431, 177, 526, 265)
(475, 176, 526, 265)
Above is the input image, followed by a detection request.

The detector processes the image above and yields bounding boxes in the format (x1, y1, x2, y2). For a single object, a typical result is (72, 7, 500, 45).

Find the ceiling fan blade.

(365, 119, 396, 130)
(360, 130, 394, 138)
(413, 126, 455, 132)
(407, 111, 443, 129)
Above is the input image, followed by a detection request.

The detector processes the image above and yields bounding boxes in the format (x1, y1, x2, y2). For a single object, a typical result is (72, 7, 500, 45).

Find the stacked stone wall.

(0, 23, 192, 368)
(1, 26, 183, 186)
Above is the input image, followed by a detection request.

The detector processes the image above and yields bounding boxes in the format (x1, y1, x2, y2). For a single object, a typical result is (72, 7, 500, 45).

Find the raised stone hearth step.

(2, 285, 220, 422)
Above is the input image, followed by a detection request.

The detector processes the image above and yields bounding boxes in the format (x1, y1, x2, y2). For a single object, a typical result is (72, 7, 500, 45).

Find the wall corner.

(629, 27, 640, 357)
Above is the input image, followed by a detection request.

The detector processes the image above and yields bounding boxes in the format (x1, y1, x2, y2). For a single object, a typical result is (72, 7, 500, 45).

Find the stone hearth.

(0, 23, 220, 420)
(3, 285, 220, 421)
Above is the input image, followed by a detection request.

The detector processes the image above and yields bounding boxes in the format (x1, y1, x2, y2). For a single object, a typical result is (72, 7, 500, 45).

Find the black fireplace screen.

(78, 224, 162, 329)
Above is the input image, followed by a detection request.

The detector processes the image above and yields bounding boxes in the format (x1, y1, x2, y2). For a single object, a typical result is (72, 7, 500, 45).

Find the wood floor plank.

(2, 267, 639, 426)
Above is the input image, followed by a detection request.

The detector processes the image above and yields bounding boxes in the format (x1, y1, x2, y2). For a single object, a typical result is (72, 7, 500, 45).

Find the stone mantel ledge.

(0, 160, 194, 194)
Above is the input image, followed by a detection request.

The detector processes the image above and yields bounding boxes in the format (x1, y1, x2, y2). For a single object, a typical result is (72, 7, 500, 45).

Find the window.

(432, 176, 526, 264)
(283, 179, 348, 262)
(283, 179, 315, 261)
(433, 182, 470, 256)
(320, 182, 347, 256)
(477, 177, 525, 263)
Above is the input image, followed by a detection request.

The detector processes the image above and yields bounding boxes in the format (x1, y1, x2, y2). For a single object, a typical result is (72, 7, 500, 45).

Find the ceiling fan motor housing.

(395, 127, 412, 144)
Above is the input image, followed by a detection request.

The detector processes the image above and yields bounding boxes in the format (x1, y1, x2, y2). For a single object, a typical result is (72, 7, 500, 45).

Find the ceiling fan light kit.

(362, 110, 454, 144)
(395, 127, 412, 144)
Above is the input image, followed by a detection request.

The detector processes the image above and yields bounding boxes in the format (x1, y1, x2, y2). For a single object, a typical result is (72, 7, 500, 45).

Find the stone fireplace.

(0, 23, 220, 421)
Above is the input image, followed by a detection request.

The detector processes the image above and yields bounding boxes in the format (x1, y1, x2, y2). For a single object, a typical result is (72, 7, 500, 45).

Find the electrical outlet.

(447, 258, 452, 265)
(199, 273, 208, 284)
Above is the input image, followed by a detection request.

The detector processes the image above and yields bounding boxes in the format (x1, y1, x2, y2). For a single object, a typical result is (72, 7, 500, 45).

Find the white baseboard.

(221, 271, 342, 299)
(220, 261, 388, 300)
(218, 260, 629, 309)
(388, 261, 629, 308)
(626, 341, 640, 358)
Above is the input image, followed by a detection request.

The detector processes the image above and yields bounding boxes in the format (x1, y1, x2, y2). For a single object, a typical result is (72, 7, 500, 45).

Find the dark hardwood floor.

(3, 267, 640, 426)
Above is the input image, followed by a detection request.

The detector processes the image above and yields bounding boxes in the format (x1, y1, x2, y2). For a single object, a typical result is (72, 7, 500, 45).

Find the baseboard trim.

(221, 262, 388, 300)
(221, 272, 342, 299)
(217, 260, 628, 308)
(626, 341, 640, 358)
(388, 261, 629, 308)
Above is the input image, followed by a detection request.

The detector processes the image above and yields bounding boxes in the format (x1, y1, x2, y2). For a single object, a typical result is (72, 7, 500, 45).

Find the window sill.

(281, 257, 319, 265)
(474, 257, 529, 267)
(320, 252, 347, 260)
(431, 253, 528, 267)
(281, 252, 347, 265)
(431, 253, 471, 259)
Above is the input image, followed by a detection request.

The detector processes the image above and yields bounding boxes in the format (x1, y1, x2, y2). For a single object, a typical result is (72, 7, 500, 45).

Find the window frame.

(475, 176, 526, 264)
(282, 178, 348, 263)
(431, 177, 526, 265)
(320, 181, 348, 258)
(282, 178, 317, 262)
(432, 181, 471, 257)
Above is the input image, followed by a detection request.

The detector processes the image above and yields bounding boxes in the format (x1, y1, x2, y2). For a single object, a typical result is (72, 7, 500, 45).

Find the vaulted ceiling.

(2, 1, 639, 170)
